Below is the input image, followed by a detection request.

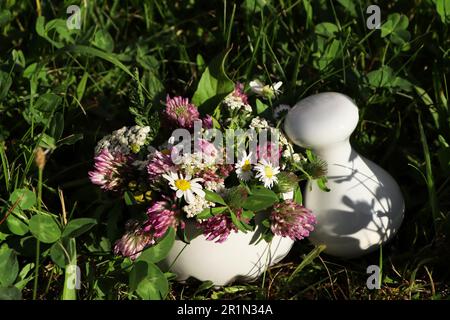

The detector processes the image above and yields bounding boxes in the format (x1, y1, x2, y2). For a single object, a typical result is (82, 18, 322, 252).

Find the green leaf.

(196, 206, 227, 219)
(391, 76, 413, 92)
(315, 22, 339, 38)
(0, 244, 19, 286)
(50, 241, 68, 268)
(255, 99, 269, 115)
(414, 86, 434, 106)
(242, 0, 268, 12)
(192, 49, 234, 111)
(204, 190, 227, 206)
(316, 176, 330, 192)
(62, 218, 97, 239)
(436, 0, 450, 24)
(381, 13, 409, 37)
(35, 17, 67, 48)
(380, 13, 410, 49)
(49, 112, 65, 141)
(38, 133, 56, 150)
(242, 187, 278, 211)
(302, 0, 313, 27)
(367, 66, 395, 88)
(293, 185, 303, 205)
(129, 261, 168, 300)
(29, 215, 61, 244)
(12, 49, 26, 68)
(0, 10, 12, 28)
(9, 189, 36, 212)
(229, 210, 251, 232)
(66, 45, 134, 78)
(194, 280, 214, 296)
(27, 93, 62, 125)
(91, 29, 115, 53)
(288, 244, 326, 282)
(57, 133, 84, 147)
(76, 72, 89, 101)
(137, 228, 175, 263)
(14, 263, 34, 290)
(0, 71, 12, 101)
(0, 286, 22, 300)
(337, 0, 357, 17)
(6, 214, 29, 236)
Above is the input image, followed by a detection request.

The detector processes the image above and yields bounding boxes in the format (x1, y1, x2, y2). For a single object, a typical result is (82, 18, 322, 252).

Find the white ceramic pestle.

(284, 92, 404, 258)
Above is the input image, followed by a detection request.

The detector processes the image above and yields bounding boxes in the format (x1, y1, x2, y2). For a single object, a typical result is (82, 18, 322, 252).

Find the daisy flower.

(249, 79, 282, 99)
(273, 104, 291, 119)
(163, 171, 205, 204)
(254, 159, 280, 189)
(235, 153, 254, 182)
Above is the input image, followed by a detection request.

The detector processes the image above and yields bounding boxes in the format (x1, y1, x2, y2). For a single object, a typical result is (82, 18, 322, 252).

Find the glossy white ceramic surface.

(163, 192, 295, 285)
(284, 92, 404, 258)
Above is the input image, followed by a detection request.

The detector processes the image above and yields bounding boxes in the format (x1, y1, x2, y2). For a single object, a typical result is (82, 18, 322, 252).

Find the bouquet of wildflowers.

(89, 67, 326, 261)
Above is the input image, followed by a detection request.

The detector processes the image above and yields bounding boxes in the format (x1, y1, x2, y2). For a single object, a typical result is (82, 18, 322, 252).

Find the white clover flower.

(250, 116, 271, 130)
(254, 159, 280, 189)
(223, 95, 251, 112)
(94, 125, 151, 155)
(204, 180, 225, 192)
(274, 104, 291, 119)
(178, 153, 209, 175)
(279, 133, 291, 146)
(249, 80, 282, 99)
(292, 153, 302, 162)
(163, 172, 205, 204)
(235, 153, 254, 182)
(183, 195, 215, 218)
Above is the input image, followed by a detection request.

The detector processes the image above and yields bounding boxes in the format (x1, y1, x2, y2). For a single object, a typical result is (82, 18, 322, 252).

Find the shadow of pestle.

(284, 92, 404, 258)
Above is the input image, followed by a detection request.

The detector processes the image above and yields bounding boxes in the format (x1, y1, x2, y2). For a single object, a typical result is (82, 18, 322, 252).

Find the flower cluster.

(90, 78, 320, 259)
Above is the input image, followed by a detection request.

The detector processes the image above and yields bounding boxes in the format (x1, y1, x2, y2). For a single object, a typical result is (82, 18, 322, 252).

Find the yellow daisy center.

(264, 166, 274, 178)
(175, 179, 191, 191)
(242, 159, 252, 171)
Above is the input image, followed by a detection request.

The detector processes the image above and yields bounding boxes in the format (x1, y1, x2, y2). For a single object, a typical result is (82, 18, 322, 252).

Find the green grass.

(0, 0, 449, 300)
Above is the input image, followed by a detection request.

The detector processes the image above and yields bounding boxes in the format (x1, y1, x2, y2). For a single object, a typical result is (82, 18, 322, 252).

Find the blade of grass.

(418, 113, 440, 234)
(288, 244, 326, 282)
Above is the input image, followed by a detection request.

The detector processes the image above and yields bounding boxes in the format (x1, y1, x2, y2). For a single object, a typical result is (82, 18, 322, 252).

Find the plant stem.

(32, 167, 43, 300)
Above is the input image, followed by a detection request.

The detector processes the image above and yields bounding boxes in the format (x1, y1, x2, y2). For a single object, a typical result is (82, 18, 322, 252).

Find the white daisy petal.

(273, 81, 283, 91)
(194, 188, 205, 198)
(185, 190, 194, 204)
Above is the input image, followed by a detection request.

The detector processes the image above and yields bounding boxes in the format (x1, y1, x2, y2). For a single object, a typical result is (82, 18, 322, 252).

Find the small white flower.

(249, 80, 282, 99)
(254, 159, 280, 189)
(183, 195, 215, 218)
(250, 116, 270, 130)
(279, 133, 291, 146)
(204, 180, 225, 192)
(235, 153, 254, 182)
(273, 104, 291, 119)
(178, 153, 210, 175)
(94, 125, 151, 155)
(292, 153, 302, 162)
(163, 172, 205, 204)
(223, 95, 252, 112)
